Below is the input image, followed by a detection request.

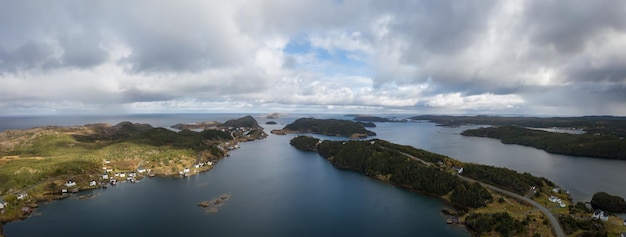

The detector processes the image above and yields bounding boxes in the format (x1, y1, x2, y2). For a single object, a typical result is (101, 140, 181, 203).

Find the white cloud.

(1, 0, 626, 115)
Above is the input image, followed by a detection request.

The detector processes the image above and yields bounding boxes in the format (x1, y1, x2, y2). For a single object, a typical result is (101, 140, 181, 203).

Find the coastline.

(0, 117, 268, 231)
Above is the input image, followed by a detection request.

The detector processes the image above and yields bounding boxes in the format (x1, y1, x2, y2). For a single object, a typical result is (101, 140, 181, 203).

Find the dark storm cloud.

(523, 0, 626, 53)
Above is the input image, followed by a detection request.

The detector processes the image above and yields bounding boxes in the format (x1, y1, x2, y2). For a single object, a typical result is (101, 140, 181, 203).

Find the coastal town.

(0, 116, 267, 230)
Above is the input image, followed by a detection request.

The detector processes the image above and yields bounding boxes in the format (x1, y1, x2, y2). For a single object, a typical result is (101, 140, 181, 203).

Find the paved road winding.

(457, 175, 566, 237)
(381, 145, 566, 237)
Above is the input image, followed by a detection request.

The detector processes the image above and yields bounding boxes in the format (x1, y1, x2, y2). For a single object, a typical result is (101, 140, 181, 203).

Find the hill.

(461, 126, 626, 160)
(278, 118, 376, 138)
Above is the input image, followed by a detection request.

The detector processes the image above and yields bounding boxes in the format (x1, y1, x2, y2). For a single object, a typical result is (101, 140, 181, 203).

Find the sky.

(1, 0, 625, 116)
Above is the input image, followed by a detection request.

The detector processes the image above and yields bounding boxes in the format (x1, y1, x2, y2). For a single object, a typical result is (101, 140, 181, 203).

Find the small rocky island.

(198, 194, 231, 213)
(271, 118, 376, 138)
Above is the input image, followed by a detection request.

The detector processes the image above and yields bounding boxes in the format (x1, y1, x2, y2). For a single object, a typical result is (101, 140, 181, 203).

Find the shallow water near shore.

(3, 114, 626, 236)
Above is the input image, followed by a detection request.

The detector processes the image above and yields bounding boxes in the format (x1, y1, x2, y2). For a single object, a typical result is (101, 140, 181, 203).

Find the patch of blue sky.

(284, 38, 371, 77)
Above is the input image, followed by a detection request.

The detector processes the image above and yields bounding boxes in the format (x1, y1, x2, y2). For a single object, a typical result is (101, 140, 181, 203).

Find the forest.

(461, 126, 626, 160)
(290, 136, 492, 209)
(282, 118, 376, 138)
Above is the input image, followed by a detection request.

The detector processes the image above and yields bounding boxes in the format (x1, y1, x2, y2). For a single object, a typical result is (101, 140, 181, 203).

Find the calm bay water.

(3, 114, 626, 236)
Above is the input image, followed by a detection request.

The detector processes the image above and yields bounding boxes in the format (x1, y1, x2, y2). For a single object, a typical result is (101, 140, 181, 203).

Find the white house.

(61, 189, 68, 193)
(194, 164, 200, 168)
(183, 168, 190, 173)
(452, 166, 463, 174)
(89, 181, 97, 186)
(119, 173, 126, 178)
(17, 193, 28, 200)
(102, 174, 109, 180)
(65, 180, 77, 187)
(0, 199, 7, 209)
(591, 209, 609, 221)
(207, 161, 213, 166)
(137, 167, 146, 173)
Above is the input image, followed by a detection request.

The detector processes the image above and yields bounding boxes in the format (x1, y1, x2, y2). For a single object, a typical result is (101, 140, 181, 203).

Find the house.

(65, 180, 77, 187)
(89, 181, 97, 186)
(591, 209, 609, 221)
(17, 193, 28, 200)
(119, 173, 126, 178)
(552, 187, 560, 193)
(61, 189, 68, 193)
(137, 167, 146, 173)
(128, 172, 136, 177)
(194, 164, 200, 168)
(104, 160, 111, 164)
(183, 168, 190, 173)
(0, 199, 7, 209)
(102, 174, 109, 180)
(207, 161, 213, 166)
(452, 166, 463, 174)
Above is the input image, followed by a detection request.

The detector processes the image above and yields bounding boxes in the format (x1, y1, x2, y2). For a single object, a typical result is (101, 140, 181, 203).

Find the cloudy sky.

(1, 0, 625, 115)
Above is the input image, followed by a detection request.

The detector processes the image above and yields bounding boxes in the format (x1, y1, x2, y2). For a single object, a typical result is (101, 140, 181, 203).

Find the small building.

(65, 180, 77, 187)
(61, 189, 68, 193)
(452, 166, 463, 174)
(591, 209, 609, 221)
(194, 164, 200, 168)
(207, 161, 213, 166)
(552, 187, 560, 193)
(102, 174, 109, 180)
(137, 167, 146, 173)
(183, 168, 190, 173)
(104, 160, 111, 164)
(89, 181, 97, 186)
(0, 199, 7, 209)
(17, 193, 28, 200)
(128, 172, 136, 177)
(119, 173, 126, 178)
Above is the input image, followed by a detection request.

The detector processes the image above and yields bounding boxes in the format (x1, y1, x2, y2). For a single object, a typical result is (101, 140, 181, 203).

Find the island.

(271, 118, 376, 138)
(0, 116, 267, 225)
(290, 136, 626, 237)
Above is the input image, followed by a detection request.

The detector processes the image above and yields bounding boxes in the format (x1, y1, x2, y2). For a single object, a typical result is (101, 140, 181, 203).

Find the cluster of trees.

(289, 136, 319, 151)
(410, 115, 626, 137)
(462, 126, 626, 159)
(129, 128, 232, 151)
(283, 118, 376, 137)
(291, 137, 492, 209)
(220, 115, 261, 128)
(372, 139, 450, 163)
(590, 192, 626, 213)
(464, 212, 525, 237)
(462, 163, 552, 195)
(558, 215, 607, 236)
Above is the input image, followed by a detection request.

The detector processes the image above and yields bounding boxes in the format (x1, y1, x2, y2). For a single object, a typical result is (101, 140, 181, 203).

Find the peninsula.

(271, 118, 376, 138)
(0, 116, 267, 225)
(290, 136, 626, 237)
(411, 115, 626, 160)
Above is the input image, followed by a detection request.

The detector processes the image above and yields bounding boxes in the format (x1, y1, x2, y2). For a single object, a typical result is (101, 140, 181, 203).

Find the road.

(381, 145, 566, 237)
(458, 175, 566, 237)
